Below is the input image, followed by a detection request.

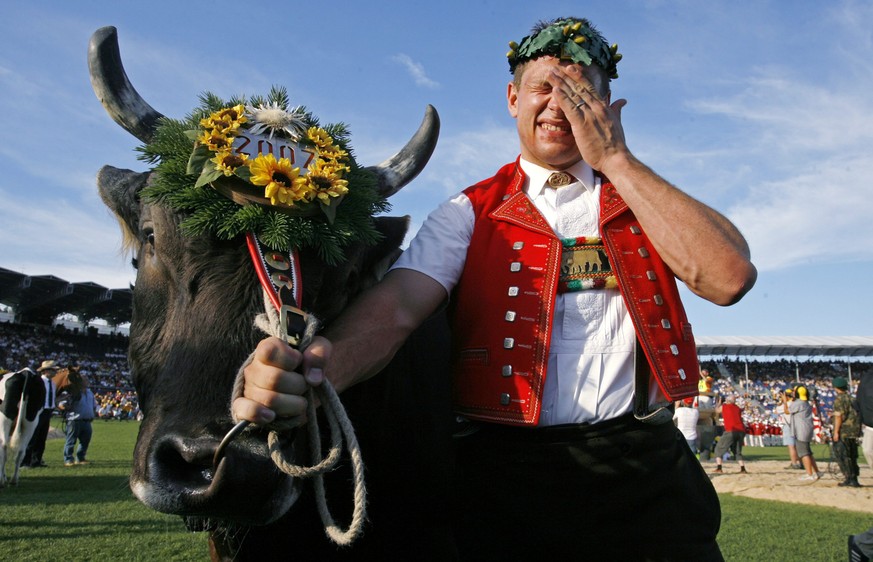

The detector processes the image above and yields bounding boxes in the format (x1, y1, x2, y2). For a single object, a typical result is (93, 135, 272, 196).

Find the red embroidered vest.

(451, 160, 700, 426)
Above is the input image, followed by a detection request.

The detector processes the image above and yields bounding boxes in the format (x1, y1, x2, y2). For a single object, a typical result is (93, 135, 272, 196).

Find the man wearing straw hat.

(23, 360, 60, 468)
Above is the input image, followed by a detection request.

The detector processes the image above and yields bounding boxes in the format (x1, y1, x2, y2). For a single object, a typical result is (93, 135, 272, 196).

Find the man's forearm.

(600, 151, 757, 306)
(322, 268, 447, 393)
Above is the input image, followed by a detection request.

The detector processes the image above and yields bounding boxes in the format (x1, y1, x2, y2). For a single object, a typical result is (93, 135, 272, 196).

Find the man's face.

(507, 56, 607, 169)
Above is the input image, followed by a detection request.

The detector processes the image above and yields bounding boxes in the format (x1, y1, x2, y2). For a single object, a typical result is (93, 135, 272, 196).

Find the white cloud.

(0, 187, 134, 287)
(684, 64, 873, 271)
(391, 54, 439, 89)
(421, 123, 518, 196)
(727, 153, 873, 270)
(688, 71, 873, 156)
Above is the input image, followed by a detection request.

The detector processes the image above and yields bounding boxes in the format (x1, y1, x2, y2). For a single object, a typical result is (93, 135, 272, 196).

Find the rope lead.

(220, 299, 368, 546)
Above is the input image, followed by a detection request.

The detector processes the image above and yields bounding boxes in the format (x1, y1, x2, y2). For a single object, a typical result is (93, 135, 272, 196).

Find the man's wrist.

(597, 149, 635, 180)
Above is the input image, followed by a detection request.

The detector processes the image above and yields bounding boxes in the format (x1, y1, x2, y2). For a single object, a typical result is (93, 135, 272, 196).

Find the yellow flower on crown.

(318, 144, 349, 162)
(200, 104, 247, 134)
(307, 127, 334, 148)
(307, 127, 348, 161)
(306, 159, 350, 204)
(210, 150, 249, 176)
(249, 153, 308, 206)
(198, 130, 232, 152)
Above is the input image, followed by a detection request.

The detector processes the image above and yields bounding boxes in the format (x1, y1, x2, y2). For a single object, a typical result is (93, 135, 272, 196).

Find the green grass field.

(1, 419, 207, 561)
(1, 420, 869, 560)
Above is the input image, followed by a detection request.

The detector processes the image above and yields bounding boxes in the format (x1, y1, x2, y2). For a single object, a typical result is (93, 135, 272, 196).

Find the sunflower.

(249, 153, 308, 206)
(198, 130, 233, 152)
(305, 159, 350, 204)
(210, 150, 249, 176)
(306, 127, 348, 161)
(307, 127, 335, 149)
(200, 104, 247, 134)
(318, 145, 349, 162)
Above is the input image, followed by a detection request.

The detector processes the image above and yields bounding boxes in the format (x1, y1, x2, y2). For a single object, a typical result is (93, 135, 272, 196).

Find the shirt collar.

(519, 158, 596, 199)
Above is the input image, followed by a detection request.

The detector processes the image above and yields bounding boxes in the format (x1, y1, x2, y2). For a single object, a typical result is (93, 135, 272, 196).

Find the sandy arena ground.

(706, 458, 873, 513)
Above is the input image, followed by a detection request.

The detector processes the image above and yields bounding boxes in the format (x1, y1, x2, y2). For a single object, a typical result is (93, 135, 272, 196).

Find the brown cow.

(91, 26, 455, 560)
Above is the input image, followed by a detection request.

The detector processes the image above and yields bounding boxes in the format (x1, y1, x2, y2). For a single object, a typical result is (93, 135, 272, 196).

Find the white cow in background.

(0, 368, 46, 487)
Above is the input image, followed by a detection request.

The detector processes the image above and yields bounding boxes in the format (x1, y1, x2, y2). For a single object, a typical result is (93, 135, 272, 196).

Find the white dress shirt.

(393, 158, 638, 425)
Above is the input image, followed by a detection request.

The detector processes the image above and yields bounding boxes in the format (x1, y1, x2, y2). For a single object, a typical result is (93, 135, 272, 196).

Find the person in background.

(831, 376, 862, 487)
(744, 414, 758, 447)
(779, 388, 802, 469)
(857, 372, 873, 472)
(57, 368, 97, 466)
(697, 373, 721, 462)
(22, 360, 59, 468)
(787, 385, 821, 482)
(712, 394, 747, 474)
(674, 397, 700, 454)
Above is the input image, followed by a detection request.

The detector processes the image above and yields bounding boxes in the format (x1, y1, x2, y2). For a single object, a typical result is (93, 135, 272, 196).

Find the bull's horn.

(367, 105, 440, 198)
(89, 26, 164, 143)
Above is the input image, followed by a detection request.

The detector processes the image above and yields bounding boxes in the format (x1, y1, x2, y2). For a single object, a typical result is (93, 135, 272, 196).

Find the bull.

(90, 26, 455, 560)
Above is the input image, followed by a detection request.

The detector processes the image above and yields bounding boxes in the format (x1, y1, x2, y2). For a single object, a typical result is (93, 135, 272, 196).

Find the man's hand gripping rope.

(216, 309, 367, 546)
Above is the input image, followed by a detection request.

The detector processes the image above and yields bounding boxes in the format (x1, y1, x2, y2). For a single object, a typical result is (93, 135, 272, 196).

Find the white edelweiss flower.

(245, 102, 308, 141)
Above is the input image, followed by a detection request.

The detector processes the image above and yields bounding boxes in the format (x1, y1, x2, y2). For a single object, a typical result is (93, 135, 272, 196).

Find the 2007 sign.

(232, 132, 317, 168)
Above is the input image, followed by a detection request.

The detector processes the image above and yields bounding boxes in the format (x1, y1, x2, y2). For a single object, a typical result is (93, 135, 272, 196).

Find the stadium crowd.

(0, 321, 139, 420)
(698, 359, 873, 446)
(2, 320, 871, 429)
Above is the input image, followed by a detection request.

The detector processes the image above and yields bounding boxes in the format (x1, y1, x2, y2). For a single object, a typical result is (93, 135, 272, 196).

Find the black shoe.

(849, 534, 870, 562)
(740, 466, 748, 474)
(839, 478, 862, 488)
(713, 466, 723, 474)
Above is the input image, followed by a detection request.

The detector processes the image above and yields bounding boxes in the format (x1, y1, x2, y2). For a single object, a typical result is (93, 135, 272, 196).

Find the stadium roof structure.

(695, 336, 873, 359)
(0, 266, 131, 326)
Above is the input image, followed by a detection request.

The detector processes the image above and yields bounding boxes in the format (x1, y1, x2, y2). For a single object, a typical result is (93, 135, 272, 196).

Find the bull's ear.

(360, 216, 411, 285)
(373, 216, 410, 250)
(97, 165, 149, 236)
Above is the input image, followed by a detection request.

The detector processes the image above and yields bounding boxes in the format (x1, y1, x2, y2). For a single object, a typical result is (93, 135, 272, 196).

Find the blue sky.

(1, 1, 871, 337)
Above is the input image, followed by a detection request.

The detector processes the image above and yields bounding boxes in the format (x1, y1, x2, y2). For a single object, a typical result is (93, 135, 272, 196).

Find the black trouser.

(698, 424, 717, 460)
(713, 430, 744, 461)
(834, 438, 860, 480)
(23, 409, 53, 465)
(453, 414, 724, 561)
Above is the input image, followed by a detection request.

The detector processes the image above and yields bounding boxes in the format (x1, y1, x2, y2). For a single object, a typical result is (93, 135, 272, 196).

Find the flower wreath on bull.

(142, 87, 388, 267)
(89, 26, 439, 547)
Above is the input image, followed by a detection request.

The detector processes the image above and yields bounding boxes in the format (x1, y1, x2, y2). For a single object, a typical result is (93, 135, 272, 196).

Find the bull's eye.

(142, 226, 155, 248)
(141, 226, 156, 260)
